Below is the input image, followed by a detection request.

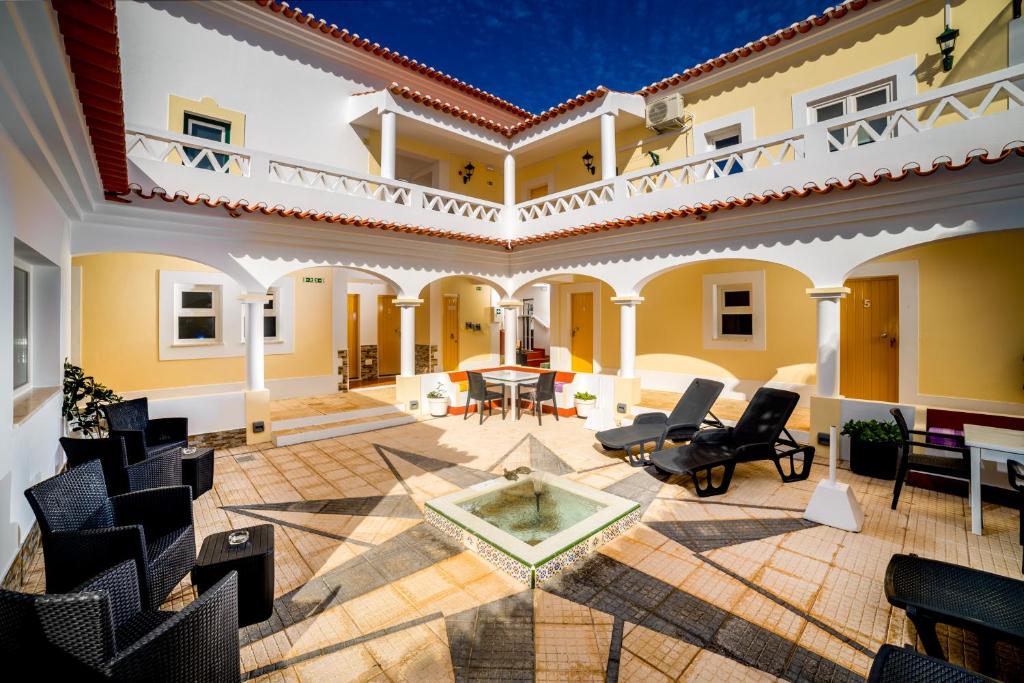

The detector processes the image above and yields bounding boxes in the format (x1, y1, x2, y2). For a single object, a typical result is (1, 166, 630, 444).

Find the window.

(183, 112, 230, 171)
(703, 270, 766, 351)
(707, 128, 743, 176)
(174, 284, 221, 344)
(718, 285, 753, 337)
(812, 81, 893, 150)
(13, 265, 29, 391)
(243, 289, 280, 341)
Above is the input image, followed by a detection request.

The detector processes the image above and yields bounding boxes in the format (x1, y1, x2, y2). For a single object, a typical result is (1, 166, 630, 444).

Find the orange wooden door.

(570, 292, 594, 372)
(443, 294, 460, 371)
(841, 277, 899, 402)
(377, 294, 401, 376)
(528, 184, 548, 200)
(347, 293, 360, 380)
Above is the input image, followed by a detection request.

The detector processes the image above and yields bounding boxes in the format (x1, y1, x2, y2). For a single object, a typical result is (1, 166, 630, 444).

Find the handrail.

(126, 126, 251, 176)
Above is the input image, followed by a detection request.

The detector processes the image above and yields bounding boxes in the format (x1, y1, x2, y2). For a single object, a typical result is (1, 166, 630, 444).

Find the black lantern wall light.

(936, 23, 959, 72)
(581, 150, 596, 175)
(460, 162, 475, 184)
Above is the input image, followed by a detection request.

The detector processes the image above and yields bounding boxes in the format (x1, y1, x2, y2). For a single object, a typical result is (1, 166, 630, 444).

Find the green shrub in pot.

(841, 418, 902, 480)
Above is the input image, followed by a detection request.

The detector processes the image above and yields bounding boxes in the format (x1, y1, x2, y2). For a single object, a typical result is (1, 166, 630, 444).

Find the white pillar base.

(803, 480, 864, 532)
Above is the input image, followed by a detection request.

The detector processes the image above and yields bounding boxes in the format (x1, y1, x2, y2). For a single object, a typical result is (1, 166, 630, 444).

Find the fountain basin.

(425, 472, 640, 586)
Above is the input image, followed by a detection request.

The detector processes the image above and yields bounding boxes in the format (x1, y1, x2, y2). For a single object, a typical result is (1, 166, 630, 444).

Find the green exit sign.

(303, 277, 324, 284)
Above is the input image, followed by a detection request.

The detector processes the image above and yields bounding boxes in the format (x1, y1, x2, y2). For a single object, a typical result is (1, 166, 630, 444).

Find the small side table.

(181, 446, 214, 499)
(192, 524, 275, 627)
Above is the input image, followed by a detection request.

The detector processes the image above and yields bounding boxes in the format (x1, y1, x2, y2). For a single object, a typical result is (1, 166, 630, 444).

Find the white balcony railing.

(125, 129, 251, 176)
(125, 64, 1024, 239)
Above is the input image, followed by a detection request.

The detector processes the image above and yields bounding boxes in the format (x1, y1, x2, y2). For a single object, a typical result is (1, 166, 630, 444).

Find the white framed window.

(706, 127, 743, 176)
(811, 80, 893, 150)
(13, 260, 30, 394)
(173, 283, 222, 345)
(183, 112, 230, 171)
(703, 270, 766, 351)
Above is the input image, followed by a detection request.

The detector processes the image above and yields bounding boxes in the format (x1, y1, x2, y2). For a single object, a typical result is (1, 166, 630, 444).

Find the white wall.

(0, 126, 71, 576)
(515, 283, 551, 352)
(118, 1, 378, 172)
(346, 279, 393, 346)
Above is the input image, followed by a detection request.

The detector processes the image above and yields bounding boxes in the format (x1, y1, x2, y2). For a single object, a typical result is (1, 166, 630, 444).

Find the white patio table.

(480, 369, 538, 422)
(963, 423, 1024, 535)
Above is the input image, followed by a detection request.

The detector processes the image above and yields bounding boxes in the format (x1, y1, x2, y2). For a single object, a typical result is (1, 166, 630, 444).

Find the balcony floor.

(19, 413, 1023, 681)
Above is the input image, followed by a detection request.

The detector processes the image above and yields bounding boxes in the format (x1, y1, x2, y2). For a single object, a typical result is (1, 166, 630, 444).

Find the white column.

(600, 112, 617, 180)
(612, 296, 643, 379)
(807, 287, 849, 398)
(242, 295, 269, 391)
(380, 110, 397, 180)
(498, 299, 522, 365)
(395, 298, 422, 377)
(503, 153, 516, 236)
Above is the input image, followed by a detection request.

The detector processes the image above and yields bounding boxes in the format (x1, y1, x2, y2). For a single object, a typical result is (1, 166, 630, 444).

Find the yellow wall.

(636, 260, 817, 385)
(433, 277, 496, 366)
(874, 229, 1024, 405)
(366, 131, 503, 203)
(522, 0, 1010, 191)
(73, 253, 333, 392)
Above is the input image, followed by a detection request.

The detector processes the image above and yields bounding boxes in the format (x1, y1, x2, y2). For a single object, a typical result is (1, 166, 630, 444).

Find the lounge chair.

(596, 378, 724, 466)
(885, 553, 1024, 663)
(649, 387, 813, 496)
(867, 644, 994, 682)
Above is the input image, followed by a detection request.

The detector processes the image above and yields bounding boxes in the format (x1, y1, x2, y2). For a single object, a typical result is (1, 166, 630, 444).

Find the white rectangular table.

(963, 423, 1024, 535)
(480, 369, 539, 422)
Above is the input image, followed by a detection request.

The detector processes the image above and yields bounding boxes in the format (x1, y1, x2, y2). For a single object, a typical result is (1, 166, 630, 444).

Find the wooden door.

(841, 277, 899, 402)
(570, 291, 594, 372)
(443, 294, 459, 371)
(377, 294, 401, 376)
(347, 293, 360, 380)
(528, 184, 548, 200)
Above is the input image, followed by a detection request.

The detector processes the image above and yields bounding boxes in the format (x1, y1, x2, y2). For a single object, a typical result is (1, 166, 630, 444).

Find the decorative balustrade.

(517, 182, 615, 221)
(269, 160, 411, 205)
(126, 129, 251, 176)
(422, 189, 502, 223)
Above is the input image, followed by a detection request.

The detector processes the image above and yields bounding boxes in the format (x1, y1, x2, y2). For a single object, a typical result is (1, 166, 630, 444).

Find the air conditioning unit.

(645, 93, 686, 132)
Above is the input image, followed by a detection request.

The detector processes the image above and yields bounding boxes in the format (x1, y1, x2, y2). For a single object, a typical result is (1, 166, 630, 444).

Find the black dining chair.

(1009, 459, 1023, 572)
(464, 371, 505, 424)
(890, 408, 971, 510)
(519, 372, 558, 426)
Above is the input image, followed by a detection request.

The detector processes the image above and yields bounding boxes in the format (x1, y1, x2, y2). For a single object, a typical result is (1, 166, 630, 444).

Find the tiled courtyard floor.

(22, 413, 1023, 681)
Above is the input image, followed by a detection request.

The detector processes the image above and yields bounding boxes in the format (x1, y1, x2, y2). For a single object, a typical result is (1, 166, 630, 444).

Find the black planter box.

(848, 438, 899, 480)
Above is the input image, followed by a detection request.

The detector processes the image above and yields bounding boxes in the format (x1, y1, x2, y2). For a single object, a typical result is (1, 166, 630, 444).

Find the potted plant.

(841, 418, 902, 480)
(574, 391, 597, 418)
(62, 359, 122, 437)
(426, 383, 449, 417)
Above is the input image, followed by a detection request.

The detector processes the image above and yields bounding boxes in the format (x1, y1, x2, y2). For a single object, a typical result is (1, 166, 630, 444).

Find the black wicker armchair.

(60, 436, 182, 496)
(0, 560, 240, 681)
(102, 397, 188, 460)
(25, 459, 196, 610)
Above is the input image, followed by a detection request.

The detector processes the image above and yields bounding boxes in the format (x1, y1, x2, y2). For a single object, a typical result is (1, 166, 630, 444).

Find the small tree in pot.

(426, 383, 449, 417)
(841, 418, 902, 480)
(62, 359, 122, 437)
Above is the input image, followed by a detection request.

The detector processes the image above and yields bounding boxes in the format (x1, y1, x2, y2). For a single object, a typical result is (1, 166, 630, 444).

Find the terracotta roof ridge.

(252, 0, 533, 119)
(638, 0, 885, 96)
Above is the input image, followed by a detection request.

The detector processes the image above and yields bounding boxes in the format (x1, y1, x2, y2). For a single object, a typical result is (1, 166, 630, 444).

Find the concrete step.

(273, 404, 406, 431)
(272, 408, 415, 446)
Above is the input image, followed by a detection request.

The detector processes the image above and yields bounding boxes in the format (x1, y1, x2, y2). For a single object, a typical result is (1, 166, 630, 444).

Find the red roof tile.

(52, 0, 128, 194)
(638, 0, 885, 95)
(252, 0, 532, 120)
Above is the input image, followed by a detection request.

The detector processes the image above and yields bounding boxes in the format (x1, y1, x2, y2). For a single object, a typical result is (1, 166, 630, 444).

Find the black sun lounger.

(867, 644, 995, 682)
(649, 387, 813, 496)
(595, 378, 724, 466)
(885, 554, 1024, 664)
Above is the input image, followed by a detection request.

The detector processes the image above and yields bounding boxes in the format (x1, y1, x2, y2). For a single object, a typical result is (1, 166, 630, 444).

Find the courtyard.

(20, 409, 1022, 681)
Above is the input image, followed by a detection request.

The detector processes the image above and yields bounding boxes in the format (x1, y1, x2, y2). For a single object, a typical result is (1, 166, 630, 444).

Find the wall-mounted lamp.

(936, 24, 959, 72)
(647, 151, 660, 167)
(460, 162, 475, 184)
(581, 150, 595, 175)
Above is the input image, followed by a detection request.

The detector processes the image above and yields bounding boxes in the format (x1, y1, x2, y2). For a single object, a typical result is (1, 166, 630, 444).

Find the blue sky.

(295, 0, 828, 113)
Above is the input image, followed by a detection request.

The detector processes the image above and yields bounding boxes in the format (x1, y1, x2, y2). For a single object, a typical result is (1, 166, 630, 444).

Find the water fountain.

(425, 469, 640, 586)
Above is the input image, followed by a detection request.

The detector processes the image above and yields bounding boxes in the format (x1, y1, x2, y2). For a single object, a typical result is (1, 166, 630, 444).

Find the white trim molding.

(702, 270, 766, 351)
(692, 108, 756, 152)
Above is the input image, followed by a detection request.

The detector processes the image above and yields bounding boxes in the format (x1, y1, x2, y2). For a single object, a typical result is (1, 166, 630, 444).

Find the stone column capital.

(610, 295, 644, 305)
(497, 299, 523, 308)
(806, 286, 850, 301)
(394, 297, 423, 307)
(240, 293, 273, 304)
